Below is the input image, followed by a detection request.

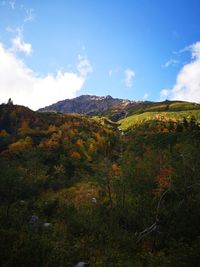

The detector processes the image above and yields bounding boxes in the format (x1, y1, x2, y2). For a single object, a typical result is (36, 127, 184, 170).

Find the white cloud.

(0, 43, 90, 110)
(6, 27, 32, 55)
(162, 59, 179, 68)
(11, 35, 32, 55)
(191, 42, 200, 59)
(77, 55, 93, 78)
(124, 68, 135, 88)
(160, 41, 200, 103)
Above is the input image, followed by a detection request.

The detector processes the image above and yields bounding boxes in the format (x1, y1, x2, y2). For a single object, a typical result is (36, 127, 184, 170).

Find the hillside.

(119, 100, 200, 130)
(1, 102, 200, 266)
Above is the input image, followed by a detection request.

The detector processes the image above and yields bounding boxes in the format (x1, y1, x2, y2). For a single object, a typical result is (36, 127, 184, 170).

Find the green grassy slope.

(119, 101, 200, 130)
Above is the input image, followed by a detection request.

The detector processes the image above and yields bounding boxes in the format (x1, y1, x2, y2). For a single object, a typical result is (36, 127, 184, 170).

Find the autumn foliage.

(0, 103, 200, 266)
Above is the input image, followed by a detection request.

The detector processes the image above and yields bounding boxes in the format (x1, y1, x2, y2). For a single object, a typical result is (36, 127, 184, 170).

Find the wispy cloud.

(9, 0, 15, 9)
(11, 35, 32, 55)
(143, 93, 149, 100)
(1, 1, 35, 22)
(162, 59, 179, 68)
(6, 27, 32, 55)
(77, 55, 93, 78)
(24, 8, 35, 23)
(0, 43, 92, 110)
(124, 68, 135, 88)
(160, 41, 200, 103)
(108, 67, 120, 77)
(1, 0, 15, 9)
(108, 69, 113, 77)
(10, 0, 15, 9)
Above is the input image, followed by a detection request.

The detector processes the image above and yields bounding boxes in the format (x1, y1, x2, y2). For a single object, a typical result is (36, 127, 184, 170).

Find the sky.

(0, 0, 200, 110)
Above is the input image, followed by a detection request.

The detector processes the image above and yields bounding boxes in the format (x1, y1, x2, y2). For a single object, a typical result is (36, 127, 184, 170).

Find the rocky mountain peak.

(38, 94, 142, 120)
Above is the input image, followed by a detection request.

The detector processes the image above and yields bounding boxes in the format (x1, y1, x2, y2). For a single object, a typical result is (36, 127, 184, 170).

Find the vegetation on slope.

(119, 101, 200, 130)
(1, 101, 200, 266)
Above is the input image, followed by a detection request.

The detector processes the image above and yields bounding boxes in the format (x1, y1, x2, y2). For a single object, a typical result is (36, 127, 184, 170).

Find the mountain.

(38, 95, 145, 119)
(38, 95, 200, 124)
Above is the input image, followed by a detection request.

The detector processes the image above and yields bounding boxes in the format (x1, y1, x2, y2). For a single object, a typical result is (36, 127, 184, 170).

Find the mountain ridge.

(37, 95, 200, 123)
(38, 94, 146, 117)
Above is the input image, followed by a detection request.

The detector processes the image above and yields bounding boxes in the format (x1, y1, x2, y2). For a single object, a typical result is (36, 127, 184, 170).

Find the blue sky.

(0, 0, 200, 109)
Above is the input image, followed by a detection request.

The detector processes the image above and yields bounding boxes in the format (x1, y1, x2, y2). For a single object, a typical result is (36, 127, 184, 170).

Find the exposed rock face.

(38, 95, 141, 116)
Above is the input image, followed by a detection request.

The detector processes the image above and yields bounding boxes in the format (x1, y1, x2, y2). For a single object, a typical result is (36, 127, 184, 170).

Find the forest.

(0, 101, 200, 266)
